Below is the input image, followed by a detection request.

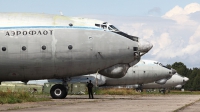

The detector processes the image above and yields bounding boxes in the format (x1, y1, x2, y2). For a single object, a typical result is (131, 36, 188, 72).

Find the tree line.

(167, 62, 200, 91)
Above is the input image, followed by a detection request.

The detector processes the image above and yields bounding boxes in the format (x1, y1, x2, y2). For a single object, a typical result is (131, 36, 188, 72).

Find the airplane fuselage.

(0, 13, 139, 81)
(140, 73, 189, 89)
(51, 60, 174, 86)
(104, 63, 172, 86)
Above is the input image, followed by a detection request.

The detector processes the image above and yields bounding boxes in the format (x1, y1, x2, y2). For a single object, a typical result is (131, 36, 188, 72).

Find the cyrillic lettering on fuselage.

(5, 30, 53, 36)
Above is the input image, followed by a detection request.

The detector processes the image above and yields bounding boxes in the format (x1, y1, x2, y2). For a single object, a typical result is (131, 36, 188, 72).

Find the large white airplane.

(12, 60, 175, 97)
(0, 13, 152, 99)
(47, 60, 176, 89)
(134, 73, 189, 93)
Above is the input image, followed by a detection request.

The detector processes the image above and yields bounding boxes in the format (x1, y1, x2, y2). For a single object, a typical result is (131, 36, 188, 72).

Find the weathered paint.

(142, 73, 189, 89)
(55, 60, 174, 86)
(0, 13, 140, 81)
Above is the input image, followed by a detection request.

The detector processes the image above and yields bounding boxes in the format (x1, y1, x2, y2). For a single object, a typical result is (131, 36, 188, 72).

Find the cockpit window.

(159, 63, 170, 69)
(95, 23, 118, 31)
(95, 24, 100, 27)
(101, 25, 107, 29)
(159, 63, 164, 66)
(109, 25, 119, 31)
(154, 62, 158, 64)
(154, 62, 165, 67)
(95, 22, 138, 42)
(153, 62, 164, 67)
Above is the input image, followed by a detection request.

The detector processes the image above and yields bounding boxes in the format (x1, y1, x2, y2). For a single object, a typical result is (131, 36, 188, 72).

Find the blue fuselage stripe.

(0, 26, 102, 30)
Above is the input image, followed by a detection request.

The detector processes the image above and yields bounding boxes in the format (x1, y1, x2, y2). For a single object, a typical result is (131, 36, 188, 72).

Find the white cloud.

(151, 33, 171, 55)
(182, 43, 200, 55)
(83, 3, 200, 67)
(138, 3, 200, 67)
(164, 5, 183, 17)
(185, 3, 200, 14)
(158, 33, 171, 49)
(162, 3, 200, 25)
(180, 25, 200, 55)
(189, 25, 200, 44)
(142, 29, 154, 39)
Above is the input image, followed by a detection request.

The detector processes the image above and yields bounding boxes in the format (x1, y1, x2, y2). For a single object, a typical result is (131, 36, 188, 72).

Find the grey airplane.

(48, 60, 176, 89)
(134, 73, 189, 93)
(0, 13, 152, 99)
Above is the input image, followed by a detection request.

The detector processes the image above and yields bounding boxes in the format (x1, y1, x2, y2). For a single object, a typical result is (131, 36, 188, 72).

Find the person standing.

(87, 80, 94, 99)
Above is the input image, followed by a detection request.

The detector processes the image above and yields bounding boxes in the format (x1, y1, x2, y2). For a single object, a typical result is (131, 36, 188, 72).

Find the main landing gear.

(135, 84, 143, 92)
(50, 79, 68, 99)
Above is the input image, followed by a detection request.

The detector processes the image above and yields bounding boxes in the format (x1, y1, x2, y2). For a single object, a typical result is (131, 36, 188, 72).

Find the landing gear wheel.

(136, 88, 143, 92)
(136, 84, 143, 92)
(160, 89, 166, 94)
(141, 88, 143, 92)
(50, 84, 67, 99)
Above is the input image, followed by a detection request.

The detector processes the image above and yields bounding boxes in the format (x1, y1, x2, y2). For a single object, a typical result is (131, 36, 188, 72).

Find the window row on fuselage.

(1, 45, 73, 52)
(1, 45, 47, 51)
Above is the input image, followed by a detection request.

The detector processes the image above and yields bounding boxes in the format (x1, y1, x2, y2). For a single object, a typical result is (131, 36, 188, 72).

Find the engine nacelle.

(155, 78, 168, 85)
(99, 64, 129, 78)
(175, 85, 182, 89)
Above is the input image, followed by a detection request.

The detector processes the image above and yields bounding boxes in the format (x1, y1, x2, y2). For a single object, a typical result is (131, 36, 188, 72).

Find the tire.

(50, 84, 67, 99)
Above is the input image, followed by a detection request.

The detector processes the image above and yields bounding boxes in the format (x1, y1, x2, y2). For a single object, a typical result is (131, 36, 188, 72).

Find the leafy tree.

(184, 68, 193, 90)
(166, 64, 172, 69)
(167, 62, 200, 91)
(171, 62, 188, 77)
(187, 68, 198, 90)
(192, 72, 200, 90)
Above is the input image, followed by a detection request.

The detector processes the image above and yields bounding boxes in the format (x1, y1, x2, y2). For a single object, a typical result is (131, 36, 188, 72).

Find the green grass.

(0, 91, 51, 104)
(137, 90, 200, 95)
(168, 90, 200, 95)
(93, 88, 200, 95)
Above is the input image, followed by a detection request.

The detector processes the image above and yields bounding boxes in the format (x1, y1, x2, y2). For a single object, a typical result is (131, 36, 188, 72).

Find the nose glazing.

(138, 39, 153, 54)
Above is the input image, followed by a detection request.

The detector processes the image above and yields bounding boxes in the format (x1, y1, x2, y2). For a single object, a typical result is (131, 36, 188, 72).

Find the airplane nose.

(183, 77, 189, 82)
(138, 39, 153, 55)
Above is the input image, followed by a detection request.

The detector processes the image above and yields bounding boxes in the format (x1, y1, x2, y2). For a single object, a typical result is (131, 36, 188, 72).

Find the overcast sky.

(0, 0, 200, 68)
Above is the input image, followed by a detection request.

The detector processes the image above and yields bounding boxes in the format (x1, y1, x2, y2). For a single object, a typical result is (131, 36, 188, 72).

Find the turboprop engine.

(99, 64, 129, 78)
(155, 78, 168, 85)
(175, 85, 182, 89)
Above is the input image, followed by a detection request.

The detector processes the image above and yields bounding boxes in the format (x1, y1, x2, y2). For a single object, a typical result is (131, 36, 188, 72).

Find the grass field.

(1, 88, 200, 104)
(0, 91, 51, 104)
(94, 88, 200, 95)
